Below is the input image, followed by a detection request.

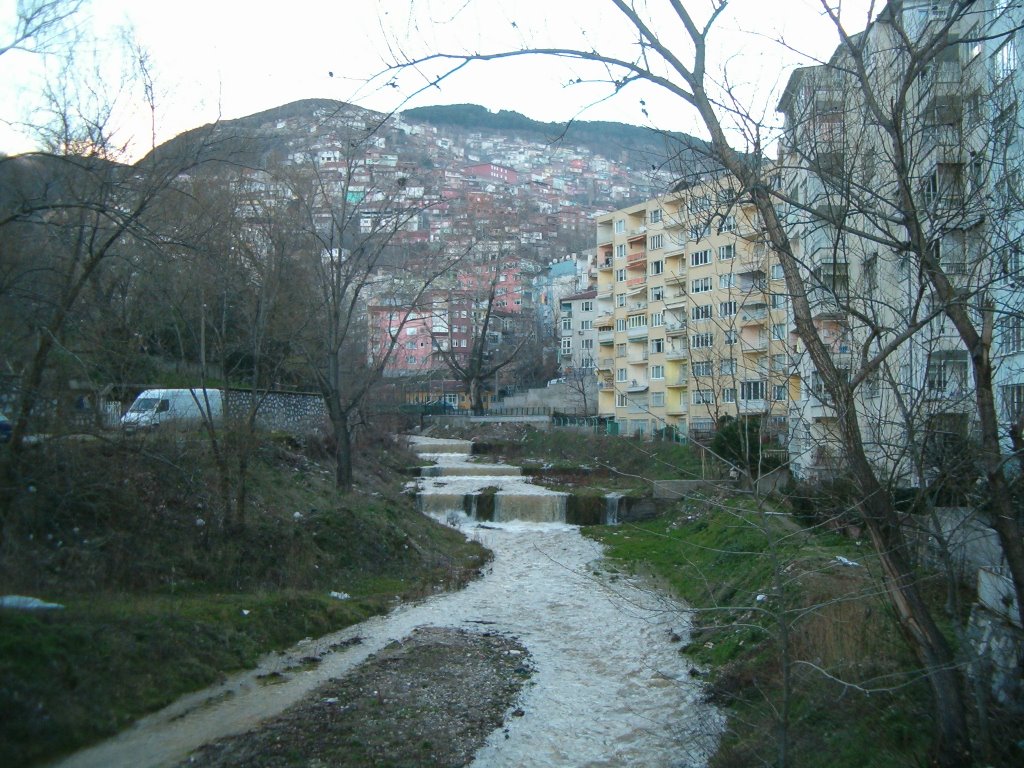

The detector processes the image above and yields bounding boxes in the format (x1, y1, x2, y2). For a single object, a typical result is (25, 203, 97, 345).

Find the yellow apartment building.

(594, 177, 792, 443)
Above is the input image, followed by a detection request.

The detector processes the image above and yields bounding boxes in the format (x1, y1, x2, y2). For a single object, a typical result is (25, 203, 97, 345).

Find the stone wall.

(225, 390, 327, 436)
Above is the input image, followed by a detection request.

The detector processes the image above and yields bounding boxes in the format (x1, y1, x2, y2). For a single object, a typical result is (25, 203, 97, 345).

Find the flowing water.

(53, 437, 722, 768)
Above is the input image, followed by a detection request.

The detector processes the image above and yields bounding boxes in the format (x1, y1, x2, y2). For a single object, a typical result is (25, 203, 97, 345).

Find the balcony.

(737, 398, 768, 414)
(663, 291, 688, 308)
(665, 320, 688, 337)
(598, 330, 615, 344)
(596, 357, 614, 371)
(665, 345, 688, 360)
(626, 379, 649, 393)
(627, 275, 647, 288)
(597, 259, 614, 271)
(740, 304, 768, 325)
(666, 402, 688, 415)
(627, 250, 647, 267)
(627, 326, 649, 341)
(740, 336, 768, 354)
(666, 375, 689, 388)
(598, 380, 616, 391)
(628, 350, 650, 364)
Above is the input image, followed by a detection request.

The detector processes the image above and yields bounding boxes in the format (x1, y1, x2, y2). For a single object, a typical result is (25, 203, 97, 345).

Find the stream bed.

(53, 438, 721, 768)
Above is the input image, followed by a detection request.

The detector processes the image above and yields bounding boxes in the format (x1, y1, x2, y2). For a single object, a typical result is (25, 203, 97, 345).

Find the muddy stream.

(53, 436, 722, 768)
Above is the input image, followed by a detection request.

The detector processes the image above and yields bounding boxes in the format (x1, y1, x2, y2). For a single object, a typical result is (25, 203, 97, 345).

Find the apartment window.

(691, 249, 712, 267)
(581, 300, 594, 312)
(616, 368, 628, 382)
(1000, 315, 1024, 354)
(616, 293, 626, 307)
(651, 391, 665, 407)
(650, 338, 664, 354)
(616, 243, 626, 258)
(616, 393, 629, 407)
(581, 339, 594, 350)
(649, 234, 664, 250)
(649, 208, 663, 223)
(692, 277, 713, 293)
(650, 286, 664, 301)
(718, 244, 735, 261)
(691, 332, 714, 348)
(691, 304, 713, 321)
(720, 274, 736, 289)
(615, 219, 625, 234)
(926, 356, 968, 393)
(650, 311, 664, 327)
(561, 317, 573, 331)
(1002, 383, 1024, 420)
(689, 224, 705, 241)
(405, 327, 417, 335)
(692, 361, 712, 376)
(720, 215, 736, 233)
(650, 260, 664, 275)
(720, 358, 737, 375)
(650, 365, 665, 380)
(770, 293, 787, 309)
(406, 356, 417, 365)
(561, 338, 573, 353)
(996, 38, 1018, 81)
(616, 268, 627, 282)
(720, 300, 737, 317)
(721, 388, 737, 403)
(741, 380, 766, 400)
(627, 314, 648, 331)
(616, 318, 627, 331)
(771, 353, 788, 371)
(692, 389, 714, 404)
(689, 195, 710, 213)
(771, 263, 784, 280)
(581, 320, 593, 331)
(725, 330, 738, 345)
(405, 340, 417, 350)
(616, 343, 627, 357)
(773, 384, 788, 402)
(771, 323, 787, 340)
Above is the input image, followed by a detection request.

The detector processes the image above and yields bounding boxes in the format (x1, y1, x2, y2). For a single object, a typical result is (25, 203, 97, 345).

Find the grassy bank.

(584, 491, 937, 768)
(0, 431, 487, 766)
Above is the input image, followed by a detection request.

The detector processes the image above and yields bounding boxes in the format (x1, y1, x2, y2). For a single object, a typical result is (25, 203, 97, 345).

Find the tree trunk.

(334, 419, 353, 491)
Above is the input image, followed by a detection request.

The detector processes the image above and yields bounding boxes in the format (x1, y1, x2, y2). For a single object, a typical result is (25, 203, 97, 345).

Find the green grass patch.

(584, 494, 934, 768)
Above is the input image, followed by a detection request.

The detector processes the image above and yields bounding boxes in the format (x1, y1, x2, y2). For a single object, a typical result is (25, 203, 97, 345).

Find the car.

(0, 411, 11, 443)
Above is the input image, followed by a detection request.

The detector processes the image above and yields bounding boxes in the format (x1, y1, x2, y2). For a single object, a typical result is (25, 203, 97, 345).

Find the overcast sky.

(0, 0, 875, 158)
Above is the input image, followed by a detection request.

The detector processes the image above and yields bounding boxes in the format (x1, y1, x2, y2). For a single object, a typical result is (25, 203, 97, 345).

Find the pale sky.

(0, 0, 876, 158)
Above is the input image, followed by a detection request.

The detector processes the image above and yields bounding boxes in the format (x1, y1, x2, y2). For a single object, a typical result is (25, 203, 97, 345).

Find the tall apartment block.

(594, 180, 791, 442)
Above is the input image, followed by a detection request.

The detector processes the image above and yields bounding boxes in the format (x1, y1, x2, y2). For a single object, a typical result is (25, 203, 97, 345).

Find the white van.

(121, 388, 223, 430)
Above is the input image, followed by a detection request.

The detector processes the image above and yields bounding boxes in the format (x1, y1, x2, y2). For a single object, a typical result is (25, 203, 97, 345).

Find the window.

(615, 219, 625, 234)
(405, 327, 417, 335)
(725, 330, 738, 345)
(720, 358, 736, 375)
(741, 380, 766, 400)
(581, 320, 593, 331)
(1002, 383, 1024, 420)
(616, 243, 626, 258)
(926, 355, 968, 394)
(616, 318, 627, 331)
(691, 332, 714, 348)
(650, 286, 664, 302)
(770, 293, 787, 309)
(581, 339, 594, 350)
(581, 300, 594, 312)
(996, 38, 1018, 81)
(406, 356, 417, 365)
(1001, 315, 1024, 354)
(616, 368, 628, 382)
(650, 338, 664, 354)
(691, 304, 713, 321)
(773, 384, 788, 402)
(691, 249, 712, 267)
(771, 323, 787, 340)
(650, 260, 664, 275)
(616, 393, 628, 407)
(718, 244, 735, 261)
(405, 341, 417, 350)
(616, 268, 627, 282)
(650, 311, 664, 327)
(649, 208, 663, 223)
(692, 277, 713, 293)
(651, 391, 665, 407)
(616, 293, 626, 307)
(771, 263, 784, 280)
(720, 215, 736, 233)
(692, 389, 714, 404)
(720, 274, 736, 289)
(616, 343, 627, 357)
(721, 388, 737, 403)
(720, 300, 737, 317)
(689, 224, 705, 241)
(692, 361, 712, 376)
(650, 365, 665, 380)
(771, 353, 788, 371)
(561, 338, 573, 353)
(649, 234, 664, 250)
(628, 314, 648, 329)
(561, 317, 573, 331)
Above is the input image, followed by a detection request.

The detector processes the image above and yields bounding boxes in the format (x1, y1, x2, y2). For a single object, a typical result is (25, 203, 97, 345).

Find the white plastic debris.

(0, 595, 65, 610)
(241, 609, 251, 616)
(835, 555, 861, 567)
(755, 594, 767, 602)
(330, 591, 351, 600)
